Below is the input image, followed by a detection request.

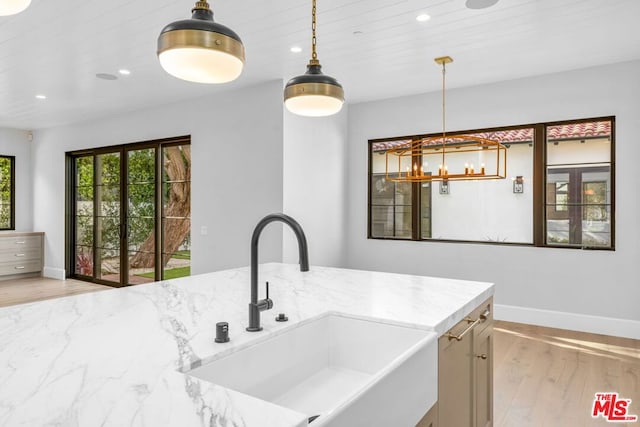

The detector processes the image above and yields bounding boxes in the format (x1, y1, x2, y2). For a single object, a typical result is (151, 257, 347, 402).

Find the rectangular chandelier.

(384, 56, 507, 183)
(385, 134, 507, 182)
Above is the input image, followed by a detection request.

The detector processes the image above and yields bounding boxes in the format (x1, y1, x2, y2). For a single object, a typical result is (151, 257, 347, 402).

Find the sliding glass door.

(68, 137, 190, 287)
(126, 147, 157, 284)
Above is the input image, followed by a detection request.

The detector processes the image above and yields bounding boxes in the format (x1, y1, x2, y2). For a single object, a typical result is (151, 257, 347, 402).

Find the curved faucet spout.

(247, 213, 310, 332)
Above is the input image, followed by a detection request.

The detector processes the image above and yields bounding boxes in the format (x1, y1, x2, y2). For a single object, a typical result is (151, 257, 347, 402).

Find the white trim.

(43, 267, 66, 280)
(494, 304, 640, 340)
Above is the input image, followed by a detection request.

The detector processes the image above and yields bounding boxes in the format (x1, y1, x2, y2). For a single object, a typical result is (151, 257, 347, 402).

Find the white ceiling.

(1, 0, 639, 130)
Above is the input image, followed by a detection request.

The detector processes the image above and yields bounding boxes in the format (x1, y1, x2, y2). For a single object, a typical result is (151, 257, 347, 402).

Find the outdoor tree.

(129, 145, 191, 268)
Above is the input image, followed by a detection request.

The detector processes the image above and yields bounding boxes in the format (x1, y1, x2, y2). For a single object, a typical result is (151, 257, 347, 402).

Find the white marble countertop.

(0, 263, 493, 427)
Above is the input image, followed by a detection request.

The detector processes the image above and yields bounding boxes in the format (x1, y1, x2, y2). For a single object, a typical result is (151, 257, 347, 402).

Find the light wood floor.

(0, 280, 638, 426)
(494, 320, 640, 427)
(0, 276, 110, 308)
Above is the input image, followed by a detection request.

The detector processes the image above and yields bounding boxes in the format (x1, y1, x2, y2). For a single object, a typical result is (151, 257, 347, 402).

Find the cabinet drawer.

(0, 260, 42, 275)
(440, 299, 492, 351)
(0, 246, 42, 261)
(0, 235, 42, 251)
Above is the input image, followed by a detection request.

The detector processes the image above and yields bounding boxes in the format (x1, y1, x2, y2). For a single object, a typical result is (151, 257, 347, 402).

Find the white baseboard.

(43, 267, 66, 280)
(494, 304, 640, 340)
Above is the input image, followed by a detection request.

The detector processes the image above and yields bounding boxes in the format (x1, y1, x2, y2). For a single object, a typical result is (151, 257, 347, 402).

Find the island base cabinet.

(422, 297, 493, 427)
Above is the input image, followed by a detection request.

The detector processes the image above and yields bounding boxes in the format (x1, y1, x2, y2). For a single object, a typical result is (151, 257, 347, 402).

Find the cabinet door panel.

(474, 322, 493, 427)
(438, 327, 474, 426)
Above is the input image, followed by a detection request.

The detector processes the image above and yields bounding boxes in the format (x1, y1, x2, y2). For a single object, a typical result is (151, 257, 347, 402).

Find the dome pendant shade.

(0, 0, 31, 16)
(157, 2, 245, 84)
(284, 63, 344, 117)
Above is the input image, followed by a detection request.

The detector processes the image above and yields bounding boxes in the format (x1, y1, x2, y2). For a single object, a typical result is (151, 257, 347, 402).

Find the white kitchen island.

(0, 263, 493, 426)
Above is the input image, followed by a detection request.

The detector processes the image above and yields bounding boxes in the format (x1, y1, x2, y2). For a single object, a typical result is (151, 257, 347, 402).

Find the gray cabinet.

(0, 232, 44, 278)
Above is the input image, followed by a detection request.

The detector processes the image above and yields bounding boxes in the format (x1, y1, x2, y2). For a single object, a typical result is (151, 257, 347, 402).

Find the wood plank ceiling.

(0, 0, 639, 129)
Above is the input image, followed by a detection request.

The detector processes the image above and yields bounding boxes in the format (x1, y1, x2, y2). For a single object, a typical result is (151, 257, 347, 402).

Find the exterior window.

(0, 156, 15, 230)
(368, 117, 615, 249)
(545, 120, 612, 248)
(370, 127, 534, 244)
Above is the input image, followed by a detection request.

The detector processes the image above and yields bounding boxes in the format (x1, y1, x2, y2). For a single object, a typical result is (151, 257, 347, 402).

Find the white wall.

(346, 60, 640, 338)
(32, 80, 285, 279)
(282, 107, 348, 267)
(0, 128, 32, 231)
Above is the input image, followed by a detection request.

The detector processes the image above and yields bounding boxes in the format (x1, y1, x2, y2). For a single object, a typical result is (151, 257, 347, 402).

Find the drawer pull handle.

(15, 241, 26, 244)
(476, 354, 488, 360)
(14, 266, 25, 270)
(15, 253, 25, 257)
(446, 308, 491, 341)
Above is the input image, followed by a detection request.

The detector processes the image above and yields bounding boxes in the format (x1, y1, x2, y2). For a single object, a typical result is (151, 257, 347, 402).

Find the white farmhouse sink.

(187, 312, 437, 426)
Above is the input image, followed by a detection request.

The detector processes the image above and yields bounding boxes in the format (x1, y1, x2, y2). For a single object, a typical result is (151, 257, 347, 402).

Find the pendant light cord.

(310, 0, 320, 65)
(441, 61, 447, 167)
(442, 62, 446, 139)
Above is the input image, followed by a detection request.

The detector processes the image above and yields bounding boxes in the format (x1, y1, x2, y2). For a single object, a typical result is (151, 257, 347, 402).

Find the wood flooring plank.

(494, 321, 640, 427)
(493, 325, 543, 426)
(0, 277, 109, 307)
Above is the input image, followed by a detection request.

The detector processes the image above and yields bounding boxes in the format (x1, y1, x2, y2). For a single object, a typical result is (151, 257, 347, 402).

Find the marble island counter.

(0, 263, 493, 427)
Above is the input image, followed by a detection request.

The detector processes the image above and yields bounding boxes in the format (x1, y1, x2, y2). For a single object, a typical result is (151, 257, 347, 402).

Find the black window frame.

(367, 116, 615, 250)
(0, 155, 16, 231)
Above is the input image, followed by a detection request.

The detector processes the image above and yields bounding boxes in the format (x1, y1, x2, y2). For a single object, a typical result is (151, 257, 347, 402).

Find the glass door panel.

(546, 167, 611, 247)
(126, 148, 156, 285)
(162, 218, 191, 279)
(0, 157, 13, 228)
(162, 145, 191, 280)
(74, 156, 94, 277)
(95, 152, 121, 284)
(420, 181, 432, 239)
(580, 170, 611, 246)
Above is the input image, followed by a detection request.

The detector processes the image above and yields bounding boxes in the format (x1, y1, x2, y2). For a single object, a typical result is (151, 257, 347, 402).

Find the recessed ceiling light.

(35, 94, 46, 100)
(465, 0, 499, 10)
(118, 69, 131, 75)
(96, 73, 118, 81)
(290, 46, 302, 53)
(416, 13, 431, 22)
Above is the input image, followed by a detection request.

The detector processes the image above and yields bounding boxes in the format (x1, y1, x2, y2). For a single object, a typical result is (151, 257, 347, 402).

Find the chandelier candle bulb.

(481, 164, 485, 174)
(470, 164, 474, 174)
(465, 163, 469, 175)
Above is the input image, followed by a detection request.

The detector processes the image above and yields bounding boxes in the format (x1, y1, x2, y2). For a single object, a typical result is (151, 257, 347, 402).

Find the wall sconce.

(513, 176, 524, 193)
(439, 180, 450, 195)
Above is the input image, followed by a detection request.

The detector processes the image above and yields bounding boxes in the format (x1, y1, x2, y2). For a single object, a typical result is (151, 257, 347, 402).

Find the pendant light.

(157, 1, 245, 84)
(284, 0, 344, 117)
(385, 56, 507, 182)
(0, 0, 31, 16)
